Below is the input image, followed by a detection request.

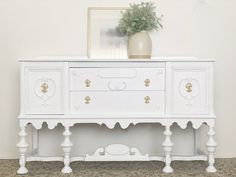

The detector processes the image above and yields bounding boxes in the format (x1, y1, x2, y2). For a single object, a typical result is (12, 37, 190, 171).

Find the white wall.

(0, 0, 236, 158)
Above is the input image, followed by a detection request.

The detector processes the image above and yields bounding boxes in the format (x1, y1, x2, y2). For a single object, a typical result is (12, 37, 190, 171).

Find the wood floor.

(0, 159, 235, 177)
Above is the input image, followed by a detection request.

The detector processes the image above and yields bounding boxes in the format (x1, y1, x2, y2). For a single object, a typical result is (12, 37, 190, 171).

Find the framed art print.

(87, 7, 128, 59)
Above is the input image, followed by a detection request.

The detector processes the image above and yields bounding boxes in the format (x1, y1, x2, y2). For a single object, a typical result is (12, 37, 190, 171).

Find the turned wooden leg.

(17, 126, 29, 174)
(206, 125, 217, 173)
(162, 125, 174, 173)
(61, 126, 73, 173)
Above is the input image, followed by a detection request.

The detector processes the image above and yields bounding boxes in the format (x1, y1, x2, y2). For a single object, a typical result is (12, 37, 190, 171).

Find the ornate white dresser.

(17, 57, 217, 174)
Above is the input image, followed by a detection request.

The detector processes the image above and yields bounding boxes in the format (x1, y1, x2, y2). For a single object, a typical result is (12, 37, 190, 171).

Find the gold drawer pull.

(144, 79, 150, 87)
(41, 83, 48, 93)
(144, 96, 150, 104)
(186, 83, 193, 93)
(85, 96, 91, 104)
(85, 79, 91, 87)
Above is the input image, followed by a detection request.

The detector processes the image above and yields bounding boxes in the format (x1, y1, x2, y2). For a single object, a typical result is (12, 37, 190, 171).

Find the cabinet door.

(22, 62, 65, 114)
(166, 62, 213, 115)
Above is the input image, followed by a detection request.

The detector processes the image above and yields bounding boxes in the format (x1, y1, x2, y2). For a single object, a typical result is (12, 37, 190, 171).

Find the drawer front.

(23, 63, 65, 114)
(167, 62, 212, 115)
(70, 91, 165, 114)
(70, 68, 165, 91)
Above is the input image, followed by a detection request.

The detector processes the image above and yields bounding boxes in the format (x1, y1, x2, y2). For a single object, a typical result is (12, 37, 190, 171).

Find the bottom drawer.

(70, 91, 164, 114)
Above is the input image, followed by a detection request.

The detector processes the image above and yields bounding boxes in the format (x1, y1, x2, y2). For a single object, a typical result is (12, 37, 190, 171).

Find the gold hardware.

(85, 96, 91, 104)
(144, 79, 150, 87)
(85, 79, 91, 87)
(144, 96, 150, 104)
(41, 83, 48, 93)
(185, 83, 193, 93)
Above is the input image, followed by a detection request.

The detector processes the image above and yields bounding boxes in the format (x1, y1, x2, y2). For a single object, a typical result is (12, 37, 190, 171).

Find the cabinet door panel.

(167, 62, 212, 115)
(23, 63, 65, 114)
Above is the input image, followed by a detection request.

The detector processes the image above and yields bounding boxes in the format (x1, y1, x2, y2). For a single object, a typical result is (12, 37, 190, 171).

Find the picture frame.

(87, 7, 128, 59)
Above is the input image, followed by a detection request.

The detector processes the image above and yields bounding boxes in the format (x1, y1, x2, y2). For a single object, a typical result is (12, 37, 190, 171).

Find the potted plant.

(118, 2, 162, 59)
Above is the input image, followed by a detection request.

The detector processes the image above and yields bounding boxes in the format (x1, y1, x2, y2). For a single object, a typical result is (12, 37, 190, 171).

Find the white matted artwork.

(87, 7, 128, 59)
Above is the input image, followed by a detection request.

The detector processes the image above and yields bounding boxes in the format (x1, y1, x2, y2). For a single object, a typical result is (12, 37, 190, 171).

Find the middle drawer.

(70, 68, 165, 91)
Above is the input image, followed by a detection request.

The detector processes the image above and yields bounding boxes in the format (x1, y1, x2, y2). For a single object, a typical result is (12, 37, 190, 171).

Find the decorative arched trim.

(19, 118, 215, 130)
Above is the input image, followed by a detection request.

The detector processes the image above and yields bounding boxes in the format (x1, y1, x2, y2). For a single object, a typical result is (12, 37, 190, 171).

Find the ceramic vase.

(128, 31, 152, 59)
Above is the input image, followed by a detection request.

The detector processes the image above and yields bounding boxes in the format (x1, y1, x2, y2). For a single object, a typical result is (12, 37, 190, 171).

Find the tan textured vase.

(128, 31, 152, 59)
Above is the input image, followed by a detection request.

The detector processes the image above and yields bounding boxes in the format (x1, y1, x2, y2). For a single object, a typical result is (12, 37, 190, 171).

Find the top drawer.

(70, 68, 165, 91)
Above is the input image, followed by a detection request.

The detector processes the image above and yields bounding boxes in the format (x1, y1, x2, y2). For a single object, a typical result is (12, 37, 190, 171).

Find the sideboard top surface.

(18, 56, 216, 62)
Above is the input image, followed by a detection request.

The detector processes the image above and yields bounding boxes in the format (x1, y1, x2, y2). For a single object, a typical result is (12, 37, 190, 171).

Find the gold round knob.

(85, 79, 91, 87)
(85, 96, 91, 104)
(144, 79, 150, 87)
(185, 83, 193, 93)
(41, 83, 48, 93)
(144, 96, 150, 104)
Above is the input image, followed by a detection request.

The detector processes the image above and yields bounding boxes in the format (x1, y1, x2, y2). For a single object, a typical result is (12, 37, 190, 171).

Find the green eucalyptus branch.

(118, 2, 163, 36)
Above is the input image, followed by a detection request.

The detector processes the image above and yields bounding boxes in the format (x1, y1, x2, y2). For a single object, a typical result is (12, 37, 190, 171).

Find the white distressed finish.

(17, 57, 216, 174)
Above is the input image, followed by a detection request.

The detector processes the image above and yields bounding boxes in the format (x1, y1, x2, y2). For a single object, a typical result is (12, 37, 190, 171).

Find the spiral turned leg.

(61, 126, 73, 173)
(162, 125, 174, 173)
(206, 125, 217, 173)
(17, 126, 29, 174)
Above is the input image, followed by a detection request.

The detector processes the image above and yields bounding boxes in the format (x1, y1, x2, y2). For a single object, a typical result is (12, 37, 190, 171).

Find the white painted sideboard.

(17, 57, 217, 174)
